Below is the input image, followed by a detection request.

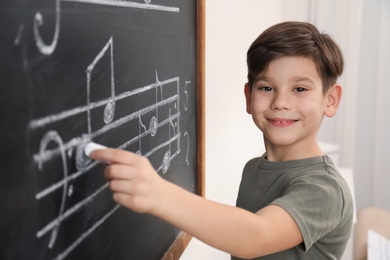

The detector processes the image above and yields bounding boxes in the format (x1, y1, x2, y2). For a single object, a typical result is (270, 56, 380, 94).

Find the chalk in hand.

(84, 142, 108, 157)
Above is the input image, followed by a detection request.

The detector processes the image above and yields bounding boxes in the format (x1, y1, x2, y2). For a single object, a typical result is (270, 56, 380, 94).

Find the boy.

(91, 21, 353, 259)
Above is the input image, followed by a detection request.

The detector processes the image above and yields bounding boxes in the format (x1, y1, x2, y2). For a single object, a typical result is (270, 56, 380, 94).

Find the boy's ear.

(324, 84, 342, 118)
(244, 83, 252, 114)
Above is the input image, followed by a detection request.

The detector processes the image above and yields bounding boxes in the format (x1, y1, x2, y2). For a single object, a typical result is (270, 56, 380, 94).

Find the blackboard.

(0, 0, 205, 259)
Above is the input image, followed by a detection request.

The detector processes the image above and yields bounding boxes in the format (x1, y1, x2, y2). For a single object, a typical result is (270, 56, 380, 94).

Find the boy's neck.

(263, 138, 323, 162)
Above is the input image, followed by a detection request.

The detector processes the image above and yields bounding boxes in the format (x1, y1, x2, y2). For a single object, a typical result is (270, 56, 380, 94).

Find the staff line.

(36, 134, 179, 240)
(91, 94, 179, 138)
(29, 77, 179, 130)
(53, 204, 120, 260)
(35, 111, 180, 200)
(33, 94, 179, 165)
(37, 183, 109, 238)
(61, 0, 180, 12)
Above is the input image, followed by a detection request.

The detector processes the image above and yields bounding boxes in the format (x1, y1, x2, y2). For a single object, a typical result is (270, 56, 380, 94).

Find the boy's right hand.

(90, 148, 166, 214)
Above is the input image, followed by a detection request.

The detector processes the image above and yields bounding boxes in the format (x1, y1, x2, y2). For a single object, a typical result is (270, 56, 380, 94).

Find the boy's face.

(244, 56, 341, 155)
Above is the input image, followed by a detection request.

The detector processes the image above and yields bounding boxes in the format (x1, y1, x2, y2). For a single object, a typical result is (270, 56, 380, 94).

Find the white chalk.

(84, 142, 108, 157)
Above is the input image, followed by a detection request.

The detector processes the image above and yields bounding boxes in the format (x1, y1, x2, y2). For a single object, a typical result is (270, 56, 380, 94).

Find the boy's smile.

(244, 56, 342, 161)
(267, 118, 298, 127)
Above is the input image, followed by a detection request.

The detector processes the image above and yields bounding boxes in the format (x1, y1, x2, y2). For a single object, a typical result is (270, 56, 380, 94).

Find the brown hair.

(247, 21, 343, 93)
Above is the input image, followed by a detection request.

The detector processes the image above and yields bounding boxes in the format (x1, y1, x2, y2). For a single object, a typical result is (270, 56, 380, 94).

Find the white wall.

(353, 0, 390, 214)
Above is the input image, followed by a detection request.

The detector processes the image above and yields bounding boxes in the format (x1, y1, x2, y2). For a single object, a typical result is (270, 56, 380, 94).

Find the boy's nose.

(271, 92, 291, 110)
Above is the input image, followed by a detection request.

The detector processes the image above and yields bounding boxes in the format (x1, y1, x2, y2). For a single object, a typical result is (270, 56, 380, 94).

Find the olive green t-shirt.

(232, 154, 353, 260)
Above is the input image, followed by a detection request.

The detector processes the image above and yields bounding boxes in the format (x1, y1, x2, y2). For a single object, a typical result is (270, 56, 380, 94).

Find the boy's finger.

(104, 164, 134, 180)
(109, 179, 134, 194)
(112, 193, 136, 210)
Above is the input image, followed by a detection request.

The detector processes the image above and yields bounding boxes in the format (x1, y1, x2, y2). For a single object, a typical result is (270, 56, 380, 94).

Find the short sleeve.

(270, 171, 344, 251)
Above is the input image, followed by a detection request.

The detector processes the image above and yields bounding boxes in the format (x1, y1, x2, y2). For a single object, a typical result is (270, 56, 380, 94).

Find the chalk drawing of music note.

(31, 36, 184, 260)
(75, 36, 115, 172)
(26, 1, 184, 258)
(183, 80, 191, 111)
(34, 0, 60, 55)
(28, 0, 179, 54)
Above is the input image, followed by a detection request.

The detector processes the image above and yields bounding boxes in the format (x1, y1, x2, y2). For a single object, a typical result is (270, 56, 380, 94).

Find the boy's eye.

(259, 86, 273, 92)
(294, 87, 307, 92)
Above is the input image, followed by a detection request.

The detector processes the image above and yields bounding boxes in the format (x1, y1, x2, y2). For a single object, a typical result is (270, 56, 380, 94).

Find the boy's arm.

(91, 148, 302, 259)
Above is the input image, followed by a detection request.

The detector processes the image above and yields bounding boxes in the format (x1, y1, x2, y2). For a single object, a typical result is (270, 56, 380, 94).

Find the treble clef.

(33, 0, 60, 55)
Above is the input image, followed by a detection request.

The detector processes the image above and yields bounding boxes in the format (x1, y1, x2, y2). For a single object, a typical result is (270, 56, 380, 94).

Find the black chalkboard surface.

(0, 1, 205, 259)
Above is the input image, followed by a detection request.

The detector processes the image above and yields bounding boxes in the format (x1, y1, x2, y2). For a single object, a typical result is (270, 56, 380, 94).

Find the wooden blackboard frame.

(161, 0, 205, 259)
